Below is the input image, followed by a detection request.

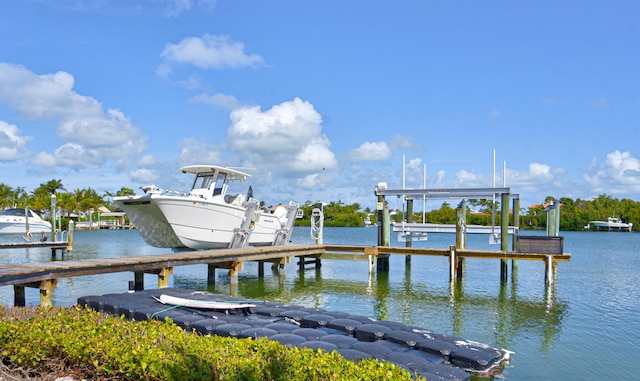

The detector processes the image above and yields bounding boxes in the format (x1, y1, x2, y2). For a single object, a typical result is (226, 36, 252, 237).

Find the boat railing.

(141, 185, 189, 197)
(55, 229, 68, 242)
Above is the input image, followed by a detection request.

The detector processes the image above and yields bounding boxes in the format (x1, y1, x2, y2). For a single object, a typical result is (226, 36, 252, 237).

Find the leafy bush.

(0, 306, 423, 380)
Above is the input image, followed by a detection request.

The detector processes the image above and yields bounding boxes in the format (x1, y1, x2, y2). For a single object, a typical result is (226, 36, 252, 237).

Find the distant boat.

(363, 215, 372, 227)
(0, 208, 52, 235)
(113, 165, 298, 250)
(588, 217, 633, 232)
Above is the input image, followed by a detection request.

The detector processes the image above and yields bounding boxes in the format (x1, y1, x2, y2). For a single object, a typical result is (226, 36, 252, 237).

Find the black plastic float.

(77, 288, 511, 380)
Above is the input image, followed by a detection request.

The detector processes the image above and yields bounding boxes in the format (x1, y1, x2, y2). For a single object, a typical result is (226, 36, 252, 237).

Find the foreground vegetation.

(0, 306, 420, 381)
(2, 179, 640, 231)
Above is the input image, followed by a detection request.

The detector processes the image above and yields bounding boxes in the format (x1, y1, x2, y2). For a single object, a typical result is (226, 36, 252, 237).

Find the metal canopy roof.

(374, 186, 519, 200)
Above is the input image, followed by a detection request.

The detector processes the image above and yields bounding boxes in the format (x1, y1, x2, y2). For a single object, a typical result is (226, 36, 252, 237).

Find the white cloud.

(0, 63, 147, 169)
(58, 109, 145, 155)
(129, 168, 160, 184)
(162, 0, 217, 17)
(53, 143, 103, 169)
(227, 98, 337, 173)
(0, 121, 31, 161)
(177, 138, 223, 166)
(159, 34, 265, 73)
(137, 154, 157, 167)
(456, 169, 489, 187)
(584, 150, 640, 194)
(456, 162, 564, 191)
(349, 141, 392, 162)
(189, 92, 239, 110)
(390, 134, 424, 151)
(30, 151, 55, 166)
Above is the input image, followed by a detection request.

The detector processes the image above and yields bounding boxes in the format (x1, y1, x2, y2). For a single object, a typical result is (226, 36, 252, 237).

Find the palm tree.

(0, 183, 12, 210)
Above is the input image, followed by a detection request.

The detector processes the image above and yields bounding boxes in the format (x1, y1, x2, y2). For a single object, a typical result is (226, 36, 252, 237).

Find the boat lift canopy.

(374, 185, 519, 200)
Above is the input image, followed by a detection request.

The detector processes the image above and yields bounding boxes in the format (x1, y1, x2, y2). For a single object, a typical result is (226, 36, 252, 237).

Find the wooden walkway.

(0, 244, 570, 307)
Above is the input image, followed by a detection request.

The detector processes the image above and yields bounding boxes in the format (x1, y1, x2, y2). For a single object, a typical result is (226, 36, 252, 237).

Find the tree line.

(1, 180, 638, 231)
(0, 180, 134, 223)
(296, 194, 640, 231)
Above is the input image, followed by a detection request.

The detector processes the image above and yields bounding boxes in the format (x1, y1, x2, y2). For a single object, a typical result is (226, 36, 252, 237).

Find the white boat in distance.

(113, 165, 298, 250)
(0, 208, 52, 235)
(588, 217, 633, 232)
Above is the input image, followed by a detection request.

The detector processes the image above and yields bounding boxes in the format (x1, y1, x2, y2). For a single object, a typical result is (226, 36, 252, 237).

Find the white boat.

(588, 217, 633, 232)
(0, 208, 52, 236)
(113, 165, 298, 250)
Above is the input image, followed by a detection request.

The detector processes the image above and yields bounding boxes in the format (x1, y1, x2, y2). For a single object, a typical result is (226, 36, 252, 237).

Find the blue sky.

(0, 0, 639, 211)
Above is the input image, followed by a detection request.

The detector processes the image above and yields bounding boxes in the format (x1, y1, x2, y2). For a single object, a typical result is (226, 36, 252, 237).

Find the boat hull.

(0, 221, 52, 235)
(113, 196, 185, 248)
(0, 209, 52, 236)
(153, 196, 284, 250)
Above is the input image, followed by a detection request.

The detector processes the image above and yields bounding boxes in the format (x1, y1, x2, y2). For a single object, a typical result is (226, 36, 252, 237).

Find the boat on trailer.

(113, 165, 298, 250)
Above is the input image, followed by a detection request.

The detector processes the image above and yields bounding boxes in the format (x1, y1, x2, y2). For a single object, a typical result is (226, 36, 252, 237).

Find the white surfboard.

(157, 294, 256, 309)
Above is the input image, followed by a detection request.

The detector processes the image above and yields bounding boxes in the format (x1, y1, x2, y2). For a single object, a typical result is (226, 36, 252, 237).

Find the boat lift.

(375, 184, 520, 245)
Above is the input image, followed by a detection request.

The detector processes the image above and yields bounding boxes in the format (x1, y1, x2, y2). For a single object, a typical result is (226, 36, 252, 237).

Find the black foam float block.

(237, 327, 278, 339)
(353, 323, 392, 342)
(300, 314, 336, 328)
(336, 348, 373, 363)
(291, 327, 328, 340)
(319, 334, 359, 349)
(416, 362, 471, 381)
(326, 318, 362, 334)
(214, 323, 252, 338)
(300, 340, 339, 352)
(269, 333, 308, 348)
(383, 329, 425, 348)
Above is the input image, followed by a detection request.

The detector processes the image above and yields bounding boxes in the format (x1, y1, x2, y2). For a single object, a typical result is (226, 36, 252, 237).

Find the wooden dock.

(0, 244, 570, 307)
(0, 241, 70, 256)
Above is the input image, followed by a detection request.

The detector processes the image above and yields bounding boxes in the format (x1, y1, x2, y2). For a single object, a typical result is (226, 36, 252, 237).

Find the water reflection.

(175, 257, 568, 357)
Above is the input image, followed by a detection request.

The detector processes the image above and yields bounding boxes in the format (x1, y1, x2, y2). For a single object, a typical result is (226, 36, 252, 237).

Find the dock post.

(50, 193, 57, 242)
(13, 285, 25, 307)
(377, 199, 390, 271)
(157, 267, 173, 288)
(545, 255, 554, 285)
(405, 198, 413, 265)
(207, 264, 216, 285)
(455, 200, 467, 277)
(449, 245, 457, 282)
(229, 261, 244, 285)
(67, 220, 74, 252)
(512, 197, 520, 273)
(39, 279, 57, 307)
(134, 272, 144, 291)
(500, 193, 510, 282)
(365, 246, 378, 274)
(258, 261, 265, 277)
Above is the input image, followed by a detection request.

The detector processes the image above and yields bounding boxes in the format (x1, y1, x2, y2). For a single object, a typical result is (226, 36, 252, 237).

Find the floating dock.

(79, 288, 511, 380)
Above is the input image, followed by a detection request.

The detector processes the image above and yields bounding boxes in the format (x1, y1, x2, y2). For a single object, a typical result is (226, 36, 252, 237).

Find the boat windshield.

(195, 174, 214, 189)
(1, 208, 28, 217)
(213, 173, 227, 196)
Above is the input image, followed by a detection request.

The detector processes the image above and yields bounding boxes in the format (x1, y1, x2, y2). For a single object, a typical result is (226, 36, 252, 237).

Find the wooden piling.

(405, 198, 413, 265)
(512, 197, 520, 273)
(500, 193, 510, 282)
(455, 201, 466, 277)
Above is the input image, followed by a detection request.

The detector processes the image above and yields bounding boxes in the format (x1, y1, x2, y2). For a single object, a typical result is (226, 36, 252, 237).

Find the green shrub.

(0, 306, 424, 380)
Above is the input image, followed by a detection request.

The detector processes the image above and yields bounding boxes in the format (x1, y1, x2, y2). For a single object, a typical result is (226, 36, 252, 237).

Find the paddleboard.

(157, 294, 256, 309)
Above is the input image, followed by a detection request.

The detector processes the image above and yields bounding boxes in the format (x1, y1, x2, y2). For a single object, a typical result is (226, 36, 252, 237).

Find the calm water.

(1, 227, 638, 380)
